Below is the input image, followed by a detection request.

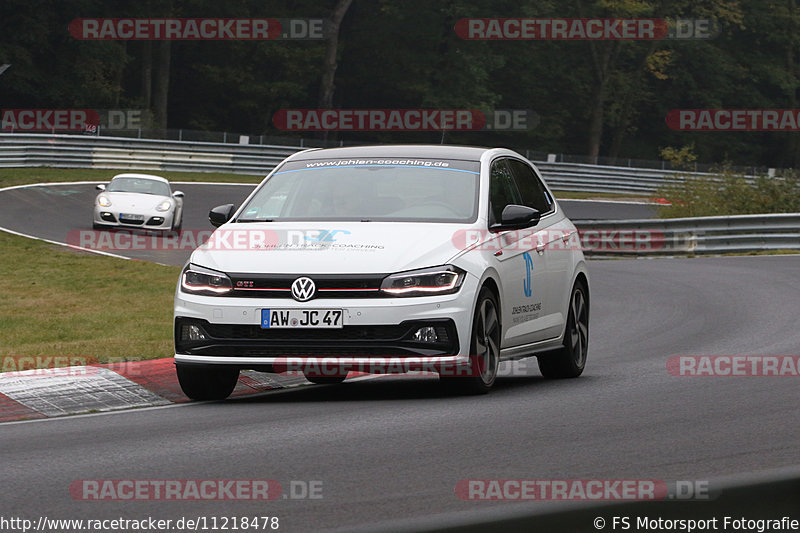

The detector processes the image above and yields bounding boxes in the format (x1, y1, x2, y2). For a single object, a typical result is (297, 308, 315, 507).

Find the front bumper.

(173, 275, 478, 372)
(93, 206, 174, 230)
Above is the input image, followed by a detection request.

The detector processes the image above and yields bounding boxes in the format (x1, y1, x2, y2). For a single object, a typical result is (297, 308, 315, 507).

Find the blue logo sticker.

(304, 229, 351, 242)
(522, 252, 533, 297)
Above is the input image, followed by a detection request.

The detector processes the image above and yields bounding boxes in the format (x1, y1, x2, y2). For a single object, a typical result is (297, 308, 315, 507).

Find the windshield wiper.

(237, 218, 274, 223)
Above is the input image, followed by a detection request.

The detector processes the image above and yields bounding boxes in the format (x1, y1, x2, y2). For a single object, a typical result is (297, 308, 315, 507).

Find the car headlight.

(97, 196, 111, 207)
(180, 264, 233, 295)
(380, 265, 465, 296)
(156, 200, 173, 212)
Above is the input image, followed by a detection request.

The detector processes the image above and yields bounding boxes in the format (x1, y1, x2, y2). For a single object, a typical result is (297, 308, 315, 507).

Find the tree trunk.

(586, 81, 605, 164)
(152, 40, 171, 133)
(318, 0, 353, 109)
(112, 41, 127, 107)
(141, 40, 152, 111)
(318, 0, 352, 144)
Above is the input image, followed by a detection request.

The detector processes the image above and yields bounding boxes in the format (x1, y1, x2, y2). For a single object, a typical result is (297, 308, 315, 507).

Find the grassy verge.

(656, 170, 800, 218)
(0, 167, 264, 189)
(0, 231, 180, 365)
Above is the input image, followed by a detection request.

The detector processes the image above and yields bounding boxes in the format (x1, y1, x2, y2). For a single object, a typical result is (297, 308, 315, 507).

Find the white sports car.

(93, 173, 184, 231)
(174, 145, 589, 399)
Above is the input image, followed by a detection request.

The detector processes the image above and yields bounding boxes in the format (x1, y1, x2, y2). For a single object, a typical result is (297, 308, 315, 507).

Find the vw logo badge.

(291, 277, 316, 302)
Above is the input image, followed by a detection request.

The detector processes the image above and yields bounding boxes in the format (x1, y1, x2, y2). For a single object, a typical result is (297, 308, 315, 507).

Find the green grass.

(0, 231, 181, 366)
(0, 167, 263, 189)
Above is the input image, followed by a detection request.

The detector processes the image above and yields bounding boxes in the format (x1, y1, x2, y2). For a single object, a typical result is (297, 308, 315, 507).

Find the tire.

(538, 281, 589, 379)
(168, 213, 182, 235)
(304, 374, 347, 385)
(92, 222, 105, 230)
(176, 365, 239, 400)
(441, 287, 501, 395)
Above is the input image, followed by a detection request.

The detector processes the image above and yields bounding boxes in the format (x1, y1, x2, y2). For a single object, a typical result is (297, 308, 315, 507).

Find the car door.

(487, 158, 552, 348)
(506, 158, 566, 340)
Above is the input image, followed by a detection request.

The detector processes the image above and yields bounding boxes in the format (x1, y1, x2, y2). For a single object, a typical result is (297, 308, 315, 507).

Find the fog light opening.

(183, 324, 207, 341)
(413, 326, 438, 343)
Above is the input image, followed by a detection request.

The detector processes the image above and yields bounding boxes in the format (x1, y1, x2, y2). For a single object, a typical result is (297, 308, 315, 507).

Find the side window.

(506, 159, 553, 215)
(488, 159, 522, 225)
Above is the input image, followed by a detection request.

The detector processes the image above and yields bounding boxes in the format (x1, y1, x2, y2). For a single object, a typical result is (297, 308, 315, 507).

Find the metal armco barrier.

(574, 213, 800, 255)
(0, 133, 729, 195)
(0, 133, 299, 175)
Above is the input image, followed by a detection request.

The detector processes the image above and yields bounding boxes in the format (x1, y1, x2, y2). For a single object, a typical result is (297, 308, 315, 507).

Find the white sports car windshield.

(107, 178, 171, 196)
(237, 158, 480, 223)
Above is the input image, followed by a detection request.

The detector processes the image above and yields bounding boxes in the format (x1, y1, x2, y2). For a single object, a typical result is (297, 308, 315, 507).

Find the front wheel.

(176, 365, 239, 400)
(538, 281, 588, 378)
(441, 287, 501, 394)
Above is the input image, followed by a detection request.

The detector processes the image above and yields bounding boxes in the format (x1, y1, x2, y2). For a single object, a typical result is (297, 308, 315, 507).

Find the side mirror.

(173, 191, 185, 198)
(490, 205, 540, 232)
(95, 184, 106, 191)
(209, 204, 236, 227)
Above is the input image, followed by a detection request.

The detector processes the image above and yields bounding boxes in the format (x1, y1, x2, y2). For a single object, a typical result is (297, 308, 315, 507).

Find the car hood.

(189, 221, 472, 274)
(99, 192, 171, 211)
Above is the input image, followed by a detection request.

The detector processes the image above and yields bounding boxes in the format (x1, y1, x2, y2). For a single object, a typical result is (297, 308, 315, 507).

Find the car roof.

(288, 144, 495, 161)
(111, 173, 169, 183)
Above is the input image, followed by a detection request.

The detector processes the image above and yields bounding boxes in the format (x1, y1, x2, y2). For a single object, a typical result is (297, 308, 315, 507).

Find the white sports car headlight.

(380, 265, 465, 296)
(181, 264, 233, 295)
(156, 200, 173, 212)
(97, 196, 111, 207)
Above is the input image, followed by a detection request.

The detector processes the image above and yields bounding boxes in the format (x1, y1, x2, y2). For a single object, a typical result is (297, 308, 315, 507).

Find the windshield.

(107, 177, 171, 197)
(237, 158, 480, 223)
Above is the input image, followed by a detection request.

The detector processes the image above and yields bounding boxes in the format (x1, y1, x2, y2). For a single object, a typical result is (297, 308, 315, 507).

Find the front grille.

(228, 273, 387, 299)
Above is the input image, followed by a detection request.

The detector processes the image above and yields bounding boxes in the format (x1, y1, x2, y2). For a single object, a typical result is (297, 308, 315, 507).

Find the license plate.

(120, 213, 144, 221)
(261, 309, 343, 329)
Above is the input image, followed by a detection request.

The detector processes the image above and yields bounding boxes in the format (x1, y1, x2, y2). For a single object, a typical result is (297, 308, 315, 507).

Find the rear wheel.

(304, 374, 347, 385)
(176, 365, 239, 400)
(538, 281, 588, 378)
(441, 287, 500, 394)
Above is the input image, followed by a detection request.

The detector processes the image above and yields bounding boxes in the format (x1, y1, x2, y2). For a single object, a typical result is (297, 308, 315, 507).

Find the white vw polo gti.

(174, 145, 589, 399)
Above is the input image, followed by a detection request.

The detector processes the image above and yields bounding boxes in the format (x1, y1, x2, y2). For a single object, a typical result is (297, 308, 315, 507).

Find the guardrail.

(0, 133, 300, 175)
(574, 213, 800, 255)
(0, 133, 732, 195)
